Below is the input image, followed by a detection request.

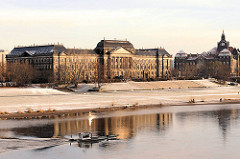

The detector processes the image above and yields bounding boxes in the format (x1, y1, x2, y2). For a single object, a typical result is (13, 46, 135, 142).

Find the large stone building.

(6, 40, 172, 83)
(174, 31, 240, 78)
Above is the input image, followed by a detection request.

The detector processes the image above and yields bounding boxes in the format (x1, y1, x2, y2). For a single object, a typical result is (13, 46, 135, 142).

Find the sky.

(1, 0, 240, 55)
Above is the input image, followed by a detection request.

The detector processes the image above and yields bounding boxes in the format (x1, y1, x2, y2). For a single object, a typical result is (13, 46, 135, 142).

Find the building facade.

(0, 50, 8, 81)
(6, 40, 172, 83)
(0, 50, 8, 66)
(174, 31, 240, 78)
(95, 40, 172, 80)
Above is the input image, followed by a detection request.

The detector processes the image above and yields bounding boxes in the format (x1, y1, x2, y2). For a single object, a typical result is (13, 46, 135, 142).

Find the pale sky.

(1, 0, 240, 55)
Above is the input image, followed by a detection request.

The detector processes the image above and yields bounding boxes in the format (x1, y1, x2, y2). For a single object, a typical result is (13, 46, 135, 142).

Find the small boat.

(71, 132, 119, 143)
(78, 132, 93, 142)
(77, 132, 104, 143)
(106, 134, 119, 140)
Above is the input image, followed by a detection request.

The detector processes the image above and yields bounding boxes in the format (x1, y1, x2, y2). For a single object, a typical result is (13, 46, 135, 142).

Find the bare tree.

(7, 62, 36, 86)
(58, 63, 67, 84)
(185, 64, 197, 79)
(0, 62, 6, 87)
(66, 58, 83, 87)
(57, 54, 89, 87)
(174, 60, 231, 81)
(198, 61, 230, 80)
(215, 62, 230, 81)
(92, 60, 102, 88)
(175, 63, 197, 79)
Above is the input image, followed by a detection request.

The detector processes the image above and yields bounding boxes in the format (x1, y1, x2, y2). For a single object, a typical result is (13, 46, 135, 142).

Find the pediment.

(109, 47, 132, 55)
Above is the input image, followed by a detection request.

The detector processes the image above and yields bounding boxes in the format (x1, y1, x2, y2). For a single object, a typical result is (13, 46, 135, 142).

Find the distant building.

(0, 50, 9, 75)
(174, 31, 240, 78)
(95, 40, 172, 80)
(0, 50, 8, 64)
(6, 40, 173, 83)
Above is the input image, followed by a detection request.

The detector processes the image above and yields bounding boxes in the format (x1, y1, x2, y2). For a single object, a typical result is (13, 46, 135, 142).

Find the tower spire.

(221, 30, 226, 41)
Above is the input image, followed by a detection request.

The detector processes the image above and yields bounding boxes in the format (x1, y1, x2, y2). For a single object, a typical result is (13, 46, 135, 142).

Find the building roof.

(136, 50, 157, 56)
(95, 40, 135, 54)
(185, 53, 216, 61)
(175, 50, 188, 58)
(7, 41, 172, 58)
(220, 48, 230, 53)
(177, 50, 186, 54)
(7, 45, 66, 57)
(136, 48, 171, 57)
(207, 47, 217, 55)
(0, 50, 8, 53)
(187, 54, 199, 61)
(66, 49, 97, 55)
(202, 54, 215, 60)
(97, 40, 134, 48)
(0, 50, 9, 55)
(218, 49, 231, 56)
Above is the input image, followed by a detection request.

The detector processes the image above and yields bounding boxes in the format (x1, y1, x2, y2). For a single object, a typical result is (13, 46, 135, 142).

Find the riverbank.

(1, 99, 240, 119)
(0, 80, 240, 119)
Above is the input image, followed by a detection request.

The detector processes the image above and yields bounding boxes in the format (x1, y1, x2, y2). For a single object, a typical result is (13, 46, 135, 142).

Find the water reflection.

(214, 109, 240, 141)
(2, 112, 172, 140)
(175, 109, 240, 141)
(2, 105, 240, 159)
(1, 107, 240, 142)
(12, 125, 54, 138)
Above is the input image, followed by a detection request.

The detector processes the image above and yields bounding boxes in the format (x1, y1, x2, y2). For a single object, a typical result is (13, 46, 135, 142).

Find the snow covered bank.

(0, 88, 68, 97)
(0, 80, 238, 114)
(100, 79, 219, 92)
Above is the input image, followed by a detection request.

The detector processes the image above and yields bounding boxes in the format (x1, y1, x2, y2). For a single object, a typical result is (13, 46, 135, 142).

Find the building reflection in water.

(6, 108, 240, 141)
(54, 112, 172, 139)
(10, 112, 173, 140)
(214, 109, 240, 141)
(176, 109, 240, 141)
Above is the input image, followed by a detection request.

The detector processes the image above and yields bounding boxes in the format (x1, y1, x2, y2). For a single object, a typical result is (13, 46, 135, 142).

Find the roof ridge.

(15, 45, 56, 49)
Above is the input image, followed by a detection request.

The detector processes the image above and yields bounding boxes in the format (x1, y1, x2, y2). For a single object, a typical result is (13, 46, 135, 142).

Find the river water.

(1, 104, 240, 159)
